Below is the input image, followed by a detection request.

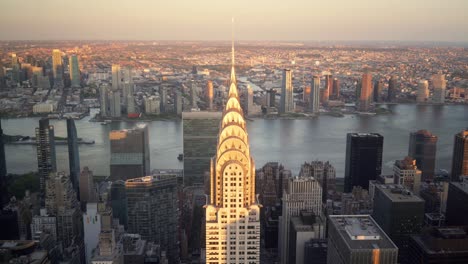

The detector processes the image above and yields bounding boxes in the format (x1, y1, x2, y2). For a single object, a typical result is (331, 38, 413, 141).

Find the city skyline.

(1, 0, 468, 42)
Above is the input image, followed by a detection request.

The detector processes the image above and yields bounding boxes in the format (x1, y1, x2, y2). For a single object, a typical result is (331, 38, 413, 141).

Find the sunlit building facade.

(205, 42, 261, 264)
(280, 69, 293, 113)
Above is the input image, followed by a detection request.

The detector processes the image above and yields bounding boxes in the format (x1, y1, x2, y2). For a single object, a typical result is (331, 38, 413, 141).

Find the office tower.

(265, 88, 277, 108)
(303, 86, 311, 103)
(92, 203, 122, 264)
(111, 64, 121, 91)
(123, 67, 133, 85)
(109, 90, 121, 117)
(244, 84, 254, 116)
(359, 72, 372, 112)
(66, 118, 80, 199)
(451, 130, 468, 181)
(52, 49, 63, 80)
(373, 80, 383, 102)
(332, 78, 340, 100)
(393, 156, 422, 194)
(279, 177, 323, 264)
(372, 184, 425, 264)
(310, 75, 320, 113)
(182, 111, 221, 186)
(304, 239, 327, 264)
(109, 125, 150, 181)
(174, 89, 182, 115)
(432, 74, 446, 104)
(99, 85, 109, 117)
(322, 74, 332, 104)
(327, 215, 398, 264)
(159, 86, 167, 113)
(417, 80, 429, 103)
(190, 81, 198, 109)
(79, 167, 96, 203)
(408, 130, 437, 181)
(126, 174, 179, 262)
(344, 133, 383, 192)
(288, 211, 325, 264)
(206, 80, 214, 110)
(0, 120, 6, 208)
(387, 76, 398, 102)
(280, 68, 293, 113)
(300, 161, 336, 203)
(408, 227, 468, 263)
(36, 119, 57, 206)
(143, 95, 160, 114)
(126, 94, 136, 115)
(445, 181, 468, 226)
(110, 181, 128, 228)
(204, 42, 261, 264)
(69, 55, 80, 88)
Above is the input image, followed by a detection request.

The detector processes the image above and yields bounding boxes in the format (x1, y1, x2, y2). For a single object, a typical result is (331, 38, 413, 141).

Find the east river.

(2, 104, 467, 177)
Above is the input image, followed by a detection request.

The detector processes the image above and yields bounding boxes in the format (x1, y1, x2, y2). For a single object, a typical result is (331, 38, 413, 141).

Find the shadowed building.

(445, 180, 468, 226)
(327, 215, 398, 264)
(332, 78, 340, 100)
(310, 75, 320, 113)
(36, 118, 57, 207)
(373, 80, 383, 102)
(387, 76, 398, 102)
(69, 55, 80, 88)
(67, 119, 80, 199)
(451, 130, 468, 181)
(109, 125, 150, 181)
(344, 133, 383, 193)
(408, 130, 437, 182)
(182, 111, 221, 186)
(0, 120, 7, 208)
(393, 156, 422, 194)
(417, 80, 429, 103)
(432, 74, 446, 104)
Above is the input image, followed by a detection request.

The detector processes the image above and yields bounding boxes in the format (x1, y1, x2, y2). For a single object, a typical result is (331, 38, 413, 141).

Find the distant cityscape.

(0, 40, 467, 264)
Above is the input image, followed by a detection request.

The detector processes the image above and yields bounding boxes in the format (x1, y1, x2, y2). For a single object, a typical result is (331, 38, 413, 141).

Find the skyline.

(1, 0, 467, 42)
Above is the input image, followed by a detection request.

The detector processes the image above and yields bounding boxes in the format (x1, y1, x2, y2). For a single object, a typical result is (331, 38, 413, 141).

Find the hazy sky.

(1, 0, 467, 42)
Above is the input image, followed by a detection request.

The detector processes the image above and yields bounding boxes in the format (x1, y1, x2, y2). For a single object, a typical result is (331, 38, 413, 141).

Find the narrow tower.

(205, 21, 261, 264)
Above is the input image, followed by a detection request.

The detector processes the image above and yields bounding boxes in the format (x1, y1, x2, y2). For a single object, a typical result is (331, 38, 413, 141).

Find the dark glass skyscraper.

(0, 120, 7, 208)
(451, 130, 468, 181)
(408, 130, 437, 181)
(445, 181, 468, 226)
(387, 75, 398, 102)
(344, 133, 383, 192)
(373, 80, 383, 102)
(36, 118, 56, 206)
(67, 118, 80, 199)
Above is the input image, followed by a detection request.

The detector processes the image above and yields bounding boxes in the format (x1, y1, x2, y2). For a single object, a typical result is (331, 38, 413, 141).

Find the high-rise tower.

(417, 80, 429, 103)
(451, 130, 468, 181)
(207, 80, 214, 110)
(36, 118, 57, 206)
(67, 118, 80, 199)
(69, 55, 80, 88)
(309, 75, 320, 114)
(408, 130, 437, 181)
(280, 69, 293, 113)
(0, 120, 7, 208)
(432, 74, 446, 104)
(52, 49, 63, 80)
(205, 30, 261, 264)
(359, 72, 372, 112)
(111, 64, 121, 91)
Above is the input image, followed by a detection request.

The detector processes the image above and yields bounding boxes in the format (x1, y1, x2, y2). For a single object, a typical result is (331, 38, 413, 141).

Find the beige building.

(205, 43, 261, 264)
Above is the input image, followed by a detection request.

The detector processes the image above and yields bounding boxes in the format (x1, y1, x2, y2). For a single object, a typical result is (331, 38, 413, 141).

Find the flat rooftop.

(182, 111, 222, 119)
(376, 184, 424, 202)
(329, 215, 397, 250)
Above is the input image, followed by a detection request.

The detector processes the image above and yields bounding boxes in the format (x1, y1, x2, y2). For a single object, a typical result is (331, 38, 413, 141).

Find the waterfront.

(2, 104, 467, 177)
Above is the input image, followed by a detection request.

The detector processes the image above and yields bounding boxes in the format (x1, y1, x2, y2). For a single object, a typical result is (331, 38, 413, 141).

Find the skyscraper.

(451, 130, 468, 181)
(69, 55, 80, 88)
(174, 89, 182, 115)
(36, 118, 57, 206)
(309, 75, 320, 114)
(303, 86, 311, 103)
(416, 80, 429, 103)
(393, 156, 422, 194)
(206, 80, 214, 110)
(279, 177, 323, 264)
(126, 174, 179, 263)
(111, 64, 121, 91)
(332, 78, 340, 100)
(372, 184, 425, 264)
(322, 74, 332, 104)
(344, 133, 383, 192)
(182, 111, 221, 186)
(205, 40, 261, 264)
(373, 80, 383, 102)
(52, 49, 63, 81)
(408, 130, 437, 181)
(66, 118, 80, 200)
(300, 161, 336, 203)
(432, 74, 446, 104)
(99, 85, 109, 117)
(243, 84, 254, 116)
(387, 76, 398, 102)
(445, 181, 468, 226)
(280, 68, 293, 113)
(109, 90, 121, 117)
(109, 125, 150, 181)
(327, 215, 398, 264)
(359, 72, 372, 112)
(190, 80, 198, 109)
(0, 120, 6, 208)
(79, 167, 96, 203)
(160, 86, 167, 113)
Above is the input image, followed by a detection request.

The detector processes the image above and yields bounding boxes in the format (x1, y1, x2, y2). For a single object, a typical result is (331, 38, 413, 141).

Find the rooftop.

(329, 215, 397, 250)
(182, 111, 222, 119)
(376, 184, 424, 202)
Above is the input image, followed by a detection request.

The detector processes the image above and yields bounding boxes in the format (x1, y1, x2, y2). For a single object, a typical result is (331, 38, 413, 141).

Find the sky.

(0, 0, 467, 42)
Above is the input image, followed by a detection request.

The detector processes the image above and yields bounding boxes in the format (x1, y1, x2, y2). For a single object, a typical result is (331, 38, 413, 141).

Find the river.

(2, 104, 467, 177)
